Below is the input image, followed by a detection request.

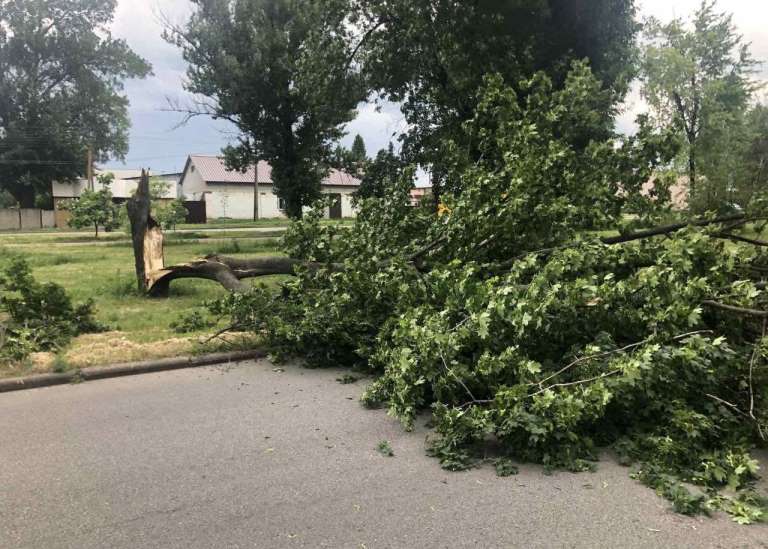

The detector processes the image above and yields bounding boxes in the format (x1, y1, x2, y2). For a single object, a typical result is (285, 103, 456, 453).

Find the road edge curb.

(0, 349, 267, 394)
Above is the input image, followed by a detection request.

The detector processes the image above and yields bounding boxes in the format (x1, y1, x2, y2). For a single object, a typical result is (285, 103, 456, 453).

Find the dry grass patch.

(63, 331, 198, 368)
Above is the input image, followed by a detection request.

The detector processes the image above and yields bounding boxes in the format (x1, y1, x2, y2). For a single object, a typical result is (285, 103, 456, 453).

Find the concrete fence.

(0, 209, 58, 231)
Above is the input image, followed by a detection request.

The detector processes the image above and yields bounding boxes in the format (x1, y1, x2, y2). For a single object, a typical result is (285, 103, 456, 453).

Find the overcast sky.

(104, 0, 768, 174)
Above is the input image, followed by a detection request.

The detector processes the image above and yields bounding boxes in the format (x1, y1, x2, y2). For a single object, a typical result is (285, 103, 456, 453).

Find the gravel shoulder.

(0, 359, 766, 549)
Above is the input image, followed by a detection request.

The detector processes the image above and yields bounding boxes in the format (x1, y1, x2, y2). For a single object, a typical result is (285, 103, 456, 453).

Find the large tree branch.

(715, 232, 768, 247)
(600, 214, 749, 245)
(495, 214, 755, 268)
(702, 301, 768, 318)
(344, 17, 389, 72)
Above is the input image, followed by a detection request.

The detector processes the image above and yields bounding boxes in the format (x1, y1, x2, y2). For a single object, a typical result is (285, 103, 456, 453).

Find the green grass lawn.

(176, 217, 354, 230)
(0, 233, 285, 375)
(0, 228, 287, 246)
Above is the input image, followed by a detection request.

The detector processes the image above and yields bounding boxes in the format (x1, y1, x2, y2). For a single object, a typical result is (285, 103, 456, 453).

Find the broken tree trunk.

(125, 170, 336, 297)
(126, 170, 163, 294)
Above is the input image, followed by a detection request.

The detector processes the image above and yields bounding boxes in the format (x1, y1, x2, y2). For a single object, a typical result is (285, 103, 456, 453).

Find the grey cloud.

(111, 0, 768, 172)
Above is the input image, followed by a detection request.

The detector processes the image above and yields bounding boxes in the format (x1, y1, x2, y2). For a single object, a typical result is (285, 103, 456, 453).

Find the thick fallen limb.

(148, 260, 249, 296)
(147, 255, 348, 296)
(715, 233, 768, 247)
(600, 214, 749, 245)
(131, 201, 762, 297)
(702, 300, 768, 318)
(495, 214, 759, 268)
(207, 255, 345, 275)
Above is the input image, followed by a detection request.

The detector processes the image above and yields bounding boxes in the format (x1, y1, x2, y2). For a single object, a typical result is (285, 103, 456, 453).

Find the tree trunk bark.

(431, 170, 442, 214)
(126, 170, 155, 293)
(688, 142, 697, 199)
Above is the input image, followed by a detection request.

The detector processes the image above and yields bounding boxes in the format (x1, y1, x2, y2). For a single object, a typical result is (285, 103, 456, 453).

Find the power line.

(0, 159, 80, 165)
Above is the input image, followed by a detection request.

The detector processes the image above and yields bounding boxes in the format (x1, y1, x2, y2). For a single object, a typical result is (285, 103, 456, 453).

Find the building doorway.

(328, 194, 342, 219)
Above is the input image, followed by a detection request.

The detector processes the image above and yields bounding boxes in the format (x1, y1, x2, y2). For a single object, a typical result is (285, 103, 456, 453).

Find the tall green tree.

(0, 0, 151, 208)
(640, 0, 757, 205)
(356, 0, 639, 201)
(744, 104, 768, 196)
(350, 134, 367, 164)
(717, 103, 768, 209)
(330, 133, 368, 175)
(356, 142, 404, 200)
(166, 0, 365, 219)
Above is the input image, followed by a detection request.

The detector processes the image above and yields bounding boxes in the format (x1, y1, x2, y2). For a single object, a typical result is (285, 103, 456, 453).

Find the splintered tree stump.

(126, 170, 159, 294)
(125, 170, 340, 297)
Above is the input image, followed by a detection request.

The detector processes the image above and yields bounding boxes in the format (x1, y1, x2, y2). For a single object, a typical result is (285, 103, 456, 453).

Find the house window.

(278, 197, 286, 211)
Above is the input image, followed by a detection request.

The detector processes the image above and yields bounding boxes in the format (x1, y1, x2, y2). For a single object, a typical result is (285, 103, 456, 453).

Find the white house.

(52, 169, 182, 208)
(178, 155, 361, 220)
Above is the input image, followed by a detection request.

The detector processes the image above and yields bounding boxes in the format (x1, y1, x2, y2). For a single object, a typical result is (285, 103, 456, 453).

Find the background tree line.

(1, 0, 766, 217)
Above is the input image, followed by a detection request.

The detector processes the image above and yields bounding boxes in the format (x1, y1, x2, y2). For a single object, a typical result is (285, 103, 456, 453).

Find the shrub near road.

(215, 67, 768, 522)
(0, 258, 102, 361)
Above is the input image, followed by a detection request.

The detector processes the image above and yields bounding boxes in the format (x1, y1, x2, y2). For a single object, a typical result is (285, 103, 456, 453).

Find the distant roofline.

(91, 168, 182, 179)
(183, 154, 361, 187)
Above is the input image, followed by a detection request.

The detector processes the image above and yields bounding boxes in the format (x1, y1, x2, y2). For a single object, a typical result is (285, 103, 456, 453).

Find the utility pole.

(253, 156, 260, 221)
(86, 146, 94, 190)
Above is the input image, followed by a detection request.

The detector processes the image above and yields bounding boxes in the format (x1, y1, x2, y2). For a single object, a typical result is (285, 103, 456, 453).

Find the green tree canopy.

(640, 0, 758, 207)
(356, 0, 639, 198)
(330, 133, 369, 175)
(0, 0, 151, 207)
(356, 142, 405, 200)
(166, 0, 365, 219)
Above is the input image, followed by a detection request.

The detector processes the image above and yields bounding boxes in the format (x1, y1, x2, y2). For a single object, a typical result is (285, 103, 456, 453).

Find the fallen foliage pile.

(213, 66, 768, 523)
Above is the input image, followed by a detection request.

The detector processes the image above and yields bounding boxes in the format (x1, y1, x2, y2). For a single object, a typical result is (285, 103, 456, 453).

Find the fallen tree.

(132, 67, 768, 523)
(205, 69, 767, 523)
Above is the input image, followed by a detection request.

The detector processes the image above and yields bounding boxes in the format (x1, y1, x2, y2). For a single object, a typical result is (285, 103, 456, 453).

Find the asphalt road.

(1, 360, 766, 549)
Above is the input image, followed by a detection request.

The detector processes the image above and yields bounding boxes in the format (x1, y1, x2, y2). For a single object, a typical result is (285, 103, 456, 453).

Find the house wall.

(257, 188, 288, 219)
(180, 160, 359, 220)
(52, 180, 87, 199)
(204, 185, 357, 220)
(55, 209, 71, 229)
(202, 184, 285, 220)
(179, 166, 208, 200)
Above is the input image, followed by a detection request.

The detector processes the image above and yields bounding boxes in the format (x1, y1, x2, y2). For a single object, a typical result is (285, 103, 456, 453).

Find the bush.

(65, 175, 121, 238)
(155, 199, 189, 230)
(169, 310, 216, 334)
(0, 258, 103, 361)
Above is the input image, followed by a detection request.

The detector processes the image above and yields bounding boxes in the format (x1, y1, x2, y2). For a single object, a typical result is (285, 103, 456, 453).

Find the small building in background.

(641, 176, 689, 210)
(409, 186, 432, 206)
(178, 155, 361, 220)
(51, 170, 182, 227)
(52, 170, 181, 207)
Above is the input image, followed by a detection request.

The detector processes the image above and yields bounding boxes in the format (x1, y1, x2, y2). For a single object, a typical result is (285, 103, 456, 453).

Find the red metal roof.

(188, 155, 361, 187)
